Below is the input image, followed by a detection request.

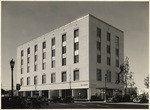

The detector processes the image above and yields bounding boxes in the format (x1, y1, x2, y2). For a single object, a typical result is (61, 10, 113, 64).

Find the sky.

(1, 1, 149, 90)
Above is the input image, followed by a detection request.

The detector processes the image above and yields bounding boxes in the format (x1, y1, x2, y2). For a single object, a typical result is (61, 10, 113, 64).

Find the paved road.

(41, 102, 149, 109)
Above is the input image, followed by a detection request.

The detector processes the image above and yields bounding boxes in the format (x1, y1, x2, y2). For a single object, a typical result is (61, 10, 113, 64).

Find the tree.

(116, 57, 135, 95)
(144, 75, 149, 89)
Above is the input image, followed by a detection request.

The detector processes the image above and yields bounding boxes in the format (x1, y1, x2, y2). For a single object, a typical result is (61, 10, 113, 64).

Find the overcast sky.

(1, 1, 149, 90)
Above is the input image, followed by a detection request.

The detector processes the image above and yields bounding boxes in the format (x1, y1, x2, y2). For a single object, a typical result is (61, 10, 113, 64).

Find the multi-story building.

(17, 14, 124, 100)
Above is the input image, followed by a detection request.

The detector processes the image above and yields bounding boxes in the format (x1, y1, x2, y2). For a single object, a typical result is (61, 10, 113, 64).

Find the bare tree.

(144, 75, 149, 89)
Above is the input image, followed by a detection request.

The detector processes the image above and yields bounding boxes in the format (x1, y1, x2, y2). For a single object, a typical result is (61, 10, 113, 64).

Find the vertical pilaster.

(87, 88, 91, 100)
(59, 90, 62, 97)
(48, 90, 51, 99)
(31, 91, 33, 97)
(23, 91, 26, 97)
(39, 90, 42, 96)
(72, 89, 74, 97)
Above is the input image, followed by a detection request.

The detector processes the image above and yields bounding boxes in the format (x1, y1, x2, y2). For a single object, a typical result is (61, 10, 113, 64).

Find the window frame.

(74, 69, 79, 81)
(62, 71, 67, 82)
(42, 74, 46, 84)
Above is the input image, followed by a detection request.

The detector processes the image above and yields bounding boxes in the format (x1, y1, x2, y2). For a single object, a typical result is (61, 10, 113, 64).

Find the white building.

(17, 14, 124, 100)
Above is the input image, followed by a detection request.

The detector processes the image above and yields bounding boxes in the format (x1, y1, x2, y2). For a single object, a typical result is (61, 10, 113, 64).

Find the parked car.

(38, 96, 49, 105)
(2, 96, 26, 108)
(49, 97, 63, 103)
(62, 96, 74, 103)
(24, 97, 42, 108)
(133, 97, 148, 103)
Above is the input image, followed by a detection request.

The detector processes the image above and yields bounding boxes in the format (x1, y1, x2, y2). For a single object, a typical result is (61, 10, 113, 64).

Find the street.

(41, 101, 149, 109)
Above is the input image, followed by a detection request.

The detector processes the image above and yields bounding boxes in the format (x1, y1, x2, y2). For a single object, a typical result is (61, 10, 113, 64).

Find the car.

(37, 96, 49, 105)
(24, 97, 42, 108)
(49, 97, 63, 103)
(62, 96, 74, 103)
(2, 96, 26, 108)
(133, 97, 148, 103)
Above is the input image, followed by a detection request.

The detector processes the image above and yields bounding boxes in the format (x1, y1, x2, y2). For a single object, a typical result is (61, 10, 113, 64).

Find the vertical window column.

(42, 42, 46, 70)
(34, 45, 38, 71)
(27, 48, 30, 73)
(107, 32, 111, 66)
(115, 36, 119, 67)
(97, 28, 101, 63)
(51, 38, 55, 68)
(62, 34, 66, 66)
(21, 50, 24, 74)
(74, 29, 79, 63)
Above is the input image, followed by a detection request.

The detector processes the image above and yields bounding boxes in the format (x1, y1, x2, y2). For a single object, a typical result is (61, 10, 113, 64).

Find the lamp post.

(10, 59, 15, 98)
(104, 74, 107, 102)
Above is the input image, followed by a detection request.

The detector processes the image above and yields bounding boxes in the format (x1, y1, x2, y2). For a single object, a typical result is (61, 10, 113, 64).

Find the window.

(27, 57, 30, 63)
(62, 58, 66, 66)
(43, 52, 46, 59)
(116, 72, 119, 82)
(62, 72, 66, 82)
(21, 68, 23, 74)
(74, 42, 79, 51)
(34, 45, 38, 52)
(107, 57, 111, 65)
(34, 65, 37, 71)
(97, 28, 101, 38)
(62, 34, 66, 42)
(74, 55, 79, 63)
(74, 29, 79, 38)
(52, 49, 55, 57)
(21, 59, 23, 65)
(27, 77, 30, 85)
(97, 55, 101, 63)
(116, 48, 119, 56)
(74, 70, 79, 81)
(42, 41, 46, 49)
(107, 45, 111, 54)
(35, 55, 37, 61)
(42, 62, 46, 70)
(97, 42, 101, 50)
(107, 32, 111, 41)
(97, 69, 102, 81)
(34, 76, 38, 85)
(107, 71, 111, 82)
(21, 50, 23, 57)
(51, 60, 55, 68)
(27, 66, 30, 73)
(27, 48, 30, 54)
(116, 59, 119, 67)
(20, 78, 23, 86)
(52, 38, 55, 46)
(115, 36, 119, 47)
(51, 73, 55, 83)
(62, 46, 66, 54)
(42, 74, 46, 84)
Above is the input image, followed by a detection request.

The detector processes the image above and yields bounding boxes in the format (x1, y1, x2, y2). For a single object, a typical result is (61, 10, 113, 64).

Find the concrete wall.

(17, 15, 90, 91)
(89, 14, 124, 90)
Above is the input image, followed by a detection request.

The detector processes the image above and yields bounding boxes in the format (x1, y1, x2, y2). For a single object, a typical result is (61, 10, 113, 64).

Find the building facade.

(17, 14, 124, 100)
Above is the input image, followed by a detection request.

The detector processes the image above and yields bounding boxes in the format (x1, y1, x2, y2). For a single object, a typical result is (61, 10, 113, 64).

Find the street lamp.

(10, 59, 15, 98)
(104, 73, 107, 102)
